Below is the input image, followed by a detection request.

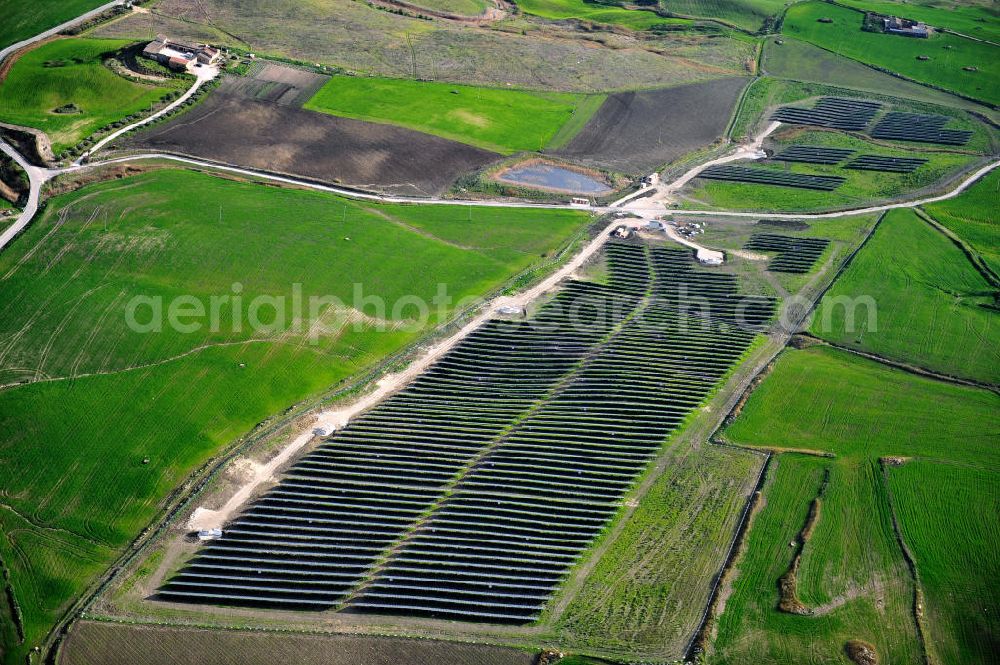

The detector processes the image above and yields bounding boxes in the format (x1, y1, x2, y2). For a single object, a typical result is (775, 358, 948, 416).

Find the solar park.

(158, 241, 776, 623)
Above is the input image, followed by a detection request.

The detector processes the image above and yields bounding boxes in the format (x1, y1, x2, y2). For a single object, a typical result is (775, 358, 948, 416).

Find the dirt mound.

(551, 77, 749, 174)
(124, 81, 500, 197)
(845, 639, 879, 665)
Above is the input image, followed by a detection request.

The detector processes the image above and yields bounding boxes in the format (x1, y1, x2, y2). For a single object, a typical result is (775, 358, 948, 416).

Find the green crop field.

(712, 453, 922, 664)
(923, 168, 1000, 278)
(724, 345, 999, 464)
(304, 75, 599, 154)
(761, 37, 998, 119)
(811, 208, 998, 384)
(0, 0, 106, 51)
(516, 0, 688, 30)
(783, 2, 1000, 106)
(0, 167, 590, 663)
(887, 461, 1000, 664)
(838, 0, 1000, 43)
(0, 38, 180, 153)
(555, 443, 763, 660)
(653, 0, 790, 32)
(719, 345, 999, 662)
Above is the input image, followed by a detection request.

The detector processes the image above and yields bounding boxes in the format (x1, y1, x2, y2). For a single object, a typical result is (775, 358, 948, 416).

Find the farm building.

(142, 35, 221, 71)
(881, 16, 929, 38)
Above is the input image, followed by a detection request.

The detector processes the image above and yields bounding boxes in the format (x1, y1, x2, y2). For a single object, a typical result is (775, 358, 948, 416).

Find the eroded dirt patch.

(845, 639, 880, 665)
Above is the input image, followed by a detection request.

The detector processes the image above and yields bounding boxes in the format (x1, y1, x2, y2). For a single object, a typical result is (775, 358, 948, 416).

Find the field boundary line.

(794, 333, 999, 394)
(879, 459, 935, 665)
(684, 449, 771, 660)
(914, 207, 1000, 288)
(0, 337, 340, 392)
(797, 3, 999, 110)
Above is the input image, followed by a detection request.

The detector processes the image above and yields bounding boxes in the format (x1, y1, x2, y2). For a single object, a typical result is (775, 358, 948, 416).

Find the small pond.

(496, 163, 612, 195)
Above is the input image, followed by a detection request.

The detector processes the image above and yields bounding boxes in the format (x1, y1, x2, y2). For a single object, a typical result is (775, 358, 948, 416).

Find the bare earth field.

(551, 77, 749, 173)
(225, 62, 330, 107)
(60, 621, 536, 665)
(92, 0, 751, 92)
(123, 77, 499, 196)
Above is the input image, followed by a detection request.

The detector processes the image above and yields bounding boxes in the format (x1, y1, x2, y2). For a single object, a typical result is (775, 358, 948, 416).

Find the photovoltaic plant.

(744, 233, 831, 274)
(697, 165, 845, 191)
(770, 97, 882, 131)
(870, 112, 972, 146)
(771, 146, 854, 165)
(158, 242, 776, 623)
(844, 155, 928, 173)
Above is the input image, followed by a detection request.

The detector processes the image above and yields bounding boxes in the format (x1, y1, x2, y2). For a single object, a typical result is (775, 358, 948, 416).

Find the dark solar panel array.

(160, 242, 776, 623)
(844, 155, 928, 173)
(870, 112, 972, 146)
(771, 97, 882, 131)
(698, 165, 845, 191)
(772, 146, 854, 165)
(744, 233, 831, 274)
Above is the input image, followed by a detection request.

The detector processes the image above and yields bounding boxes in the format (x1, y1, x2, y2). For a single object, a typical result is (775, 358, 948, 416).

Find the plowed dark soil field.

(552, 77, 749, 174)
(61, 621, 536, 665)
(123, 77, 500, 196)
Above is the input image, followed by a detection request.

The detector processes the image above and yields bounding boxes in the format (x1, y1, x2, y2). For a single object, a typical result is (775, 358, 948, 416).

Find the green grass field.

(0, 0, 107, 51)
(516, 0, 688, 30)
(712, 453, 922, 664)
(304, 75, 600, 154)
(810, 208, 998, 384)
(719, 345, 999, 662)
(923, 168, 1000, 278)
(838, 0, 1000, 43)
(653, 0, 789, 32)
(783, 2, 1000, 106)
(0, 38, 179, 153)
(0, 167, 590, 663)
(887, 461, 1000, 665)
(761, 37, 998, 119)
(724, 345, 999, 464)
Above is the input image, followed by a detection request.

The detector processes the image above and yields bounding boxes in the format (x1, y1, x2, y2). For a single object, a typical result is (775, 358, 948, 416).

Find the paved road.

(0, 140, 44, 250)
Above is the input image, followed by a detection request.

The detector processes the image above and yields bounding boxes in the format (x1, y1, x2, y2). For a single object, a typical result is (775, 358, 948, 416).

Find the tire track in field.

(33, 284, 111, 382)
(362, 206, 475, 250)
(68, 290, 128, 379)
(0, 336, 348, 393)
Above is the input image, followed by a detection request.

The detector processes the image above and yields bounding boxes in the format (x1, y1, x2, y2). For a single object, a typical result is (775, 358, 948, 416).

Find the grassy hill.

(783, 1, 1000, 106)
(0, 38, 181, 153)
